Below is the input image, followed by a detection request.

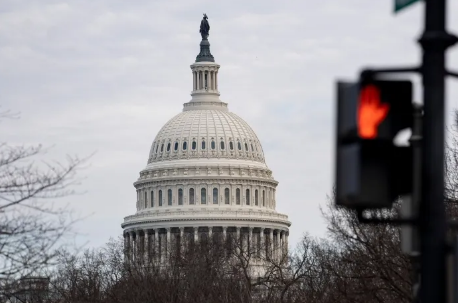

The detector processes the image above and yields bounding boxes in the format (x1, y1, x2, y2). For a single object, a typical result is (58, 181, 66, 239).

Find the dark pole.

(419, 0, 450, 301)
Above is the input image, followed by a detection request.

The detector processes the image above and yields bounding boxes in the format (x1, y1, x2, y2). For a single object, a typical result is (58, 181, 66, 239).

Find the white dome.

(148, 109, 265, 165)
(122, 27, 290, 268)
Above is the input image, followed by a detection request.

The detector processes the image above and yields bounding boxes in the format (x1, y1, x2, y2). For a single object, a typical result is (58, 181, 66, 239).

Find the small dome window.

(192, 141, 197, 150)
(168, 189, 172, 205)
(220, 141, 225, 150)
(183, 141, 187, 150)
(251, 143, 254, 151)
(201, 188, 207, 204)
(202, 140, 206, 149)
(229, 141, 234, 150)
(245, 143, 248, 151)
(161, 144, 164, 152)
(178, 189, 183, 205)
(211, 140, 216, 150)
(167, 143, 171, 152)
(174, 142, 179, 151)
(238, 142, 242, 151)
(189, 188, 195, 205)
(155, 144, 159, 153)
(224, 188, 230, 204)
(213, 188, 218, 204)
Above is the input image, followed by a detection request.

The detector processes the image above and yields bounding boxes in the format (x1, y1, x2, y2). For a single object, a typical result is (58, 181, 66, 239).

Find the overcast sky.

(2, 0, 458, 250)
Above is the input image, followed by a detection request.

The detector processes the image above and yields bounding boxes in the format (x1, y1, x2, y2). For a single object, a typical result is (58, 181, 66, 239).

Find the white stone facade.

(121, 36, 290, 266)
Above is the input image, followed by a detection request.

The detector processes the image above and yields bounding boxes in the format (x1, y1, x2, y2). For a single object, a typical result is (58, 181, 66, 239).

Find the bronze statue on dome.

(200, 13, 210, 39)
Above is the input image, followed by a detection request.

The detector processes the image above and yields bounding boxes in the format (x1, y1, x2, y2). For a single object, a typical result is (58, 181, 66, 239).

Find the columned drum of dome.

(121, 15, 290, 269)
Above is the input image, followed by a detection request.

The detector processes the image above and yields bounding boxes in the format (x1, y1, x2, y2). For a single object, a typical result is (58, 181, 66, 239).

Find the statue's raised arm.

(200, 13, 210, 39)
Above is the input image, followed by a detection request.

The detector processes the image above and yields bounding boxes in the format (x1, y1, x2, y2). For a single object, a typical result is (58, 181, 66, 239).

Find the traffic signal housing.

(335, 79, 413, 209)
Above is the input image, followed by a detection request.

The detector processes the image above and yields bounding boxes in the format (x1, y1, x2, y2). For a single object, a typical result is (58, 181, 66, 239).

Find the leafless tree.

(0, 111, 87, 300)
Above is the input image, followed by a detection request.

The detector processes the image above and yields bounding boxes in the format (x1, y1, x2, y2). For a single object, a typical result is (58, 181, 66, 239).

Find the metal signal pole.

(419, 0, 456, 301)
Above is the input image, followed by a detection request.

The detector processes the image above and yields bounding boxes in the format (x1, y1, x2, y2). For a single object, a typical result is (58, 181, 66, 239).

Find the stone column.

(194, 227, 198, 242)
(144, 230, 149, 262)
(137, 230, 144, 262)
(179, 227, 184, 255)
(154, 229, 159, 264)
(276, 230, 281, 260)
(285, 231, 289, 253)
(259, 228, 265, 258)
(128, 231, 134, 261)
(248, 227, 253, 254)
(269, 229, 274, 260)
(223, 226, 227, 242)
(209, 226, 213, 241)
(166, 228, 171, 261)
(215, 71, 218, 90)
(193, 71, 197, 90)
(236, 227, 241, 254)
(209, 71, 212, 90)
(124, 232, 131, 261)
(195, 71, 199, 90)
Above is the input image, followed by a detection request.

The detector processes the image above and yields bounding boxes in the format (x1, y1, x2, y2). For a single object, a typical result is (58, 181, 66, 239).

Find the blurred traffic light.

(335, 79, 413, 209)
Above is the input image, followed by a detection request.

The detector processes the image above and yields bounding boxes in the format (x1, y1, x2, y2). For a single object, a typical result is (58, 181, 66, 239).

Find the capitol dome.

(122, 16, 290, 267)
(147, 109, 266, 166)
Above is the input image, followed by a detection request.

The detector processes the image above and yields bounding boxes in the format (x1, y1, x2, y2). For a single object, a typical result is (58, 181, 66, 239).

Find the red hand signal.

(357, 85, 390, 139)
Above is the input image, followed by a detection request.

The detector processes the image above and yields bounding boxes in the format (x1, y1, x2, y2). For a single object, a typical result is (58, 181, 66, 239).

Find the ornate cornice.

(134, 176, 278, 188)
(135, 165, 276, 186)
(122, 209, 291, 229)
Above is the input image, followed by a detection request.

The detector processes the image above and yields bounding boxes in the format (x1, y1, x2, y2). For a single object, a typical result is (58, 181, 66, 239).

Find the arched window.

(225, 188, 230, 204)
(251, 143, 254, 151)
(167, 142, 171, 151)
(192, 141, 197, 150)
(220, 141, 225, 150)
(201, 188, 207, 204)
(213, 188, 218, 204)
(183, 141, 187, 150)
(255, 190, 259, 206)
(229, 141, 234, 150)
(178, 189, 183, 205)
(159, 190, 163, 206)
(155, 144, 159, 153)
(236, 188, 240, 205)
(144, 192, 148, 208)
(245, 143, 248, 151)
(161, 144, 164, 152)
(168, 189, 172, 205)
(211, 141, 216, 150)
(189, 188, 195, 205)
(246, 189, 250, 205)
(238, 142, 242, 150)
(262, 190, 265, 207)
(174, 142, 179, 151)
(151, 190, 154, 207)
(202, 140, 206, 149)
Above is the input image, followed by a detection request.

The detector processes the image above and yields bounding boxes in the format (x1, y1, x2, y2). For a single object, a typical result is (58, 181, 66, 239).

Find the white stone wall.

(135, 178, 276, 211)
